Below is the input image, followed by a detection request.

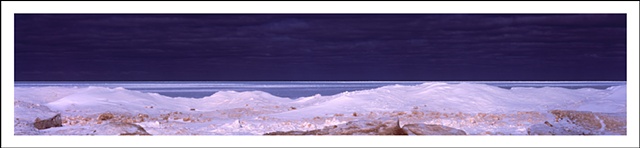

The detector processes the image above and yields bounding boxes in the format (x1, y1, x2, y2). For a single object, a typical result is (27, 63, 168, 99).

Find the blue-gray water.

(14, 81, 626, 99)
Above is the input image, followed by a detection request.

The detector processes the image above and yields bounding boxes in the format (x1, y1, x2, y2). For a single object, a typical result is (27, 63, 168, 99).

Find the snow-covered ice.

(13, 82, 626, 135)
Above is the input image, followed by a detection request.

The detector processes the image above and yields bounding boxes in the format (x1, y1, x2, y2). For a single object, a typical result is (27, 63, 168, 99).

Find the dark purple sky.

(14, 14, 626, 81)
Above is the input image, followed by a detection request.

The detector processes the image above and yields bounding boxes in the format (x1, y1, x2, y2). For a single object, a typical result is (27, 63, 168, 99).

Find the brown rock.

(264, 130, 312, 135)
(265, 118, 407, 135)
(137, 113, 149, 118)
(402, 123, 467, 135)
(550, 110, 626, 134)
(526, 123, 586, 135)
(98, 112, 114, 121)
(98, 122, 151, 135)
(34, 114, 62, 130)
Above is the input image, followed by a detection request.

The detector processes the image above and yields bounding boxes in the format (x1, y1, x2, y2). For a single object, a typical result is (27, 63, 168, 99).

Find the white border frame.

(2, 1, 639, 147)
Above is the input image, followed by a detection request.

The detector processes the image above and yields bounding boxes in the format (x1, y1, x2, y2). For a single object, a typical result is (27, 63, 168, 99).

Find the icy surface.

(14, 82, 626, 135)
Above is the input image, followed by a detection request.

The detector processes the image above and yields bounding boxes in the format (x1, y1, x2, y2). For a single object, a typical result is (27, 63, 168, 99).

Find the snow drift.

(14, 82, 626, 135)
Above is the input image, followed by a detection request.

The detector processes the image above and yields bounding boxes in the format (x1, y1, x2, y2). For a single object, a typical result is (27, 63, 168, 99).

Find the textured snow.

(13, 82, 626, 135)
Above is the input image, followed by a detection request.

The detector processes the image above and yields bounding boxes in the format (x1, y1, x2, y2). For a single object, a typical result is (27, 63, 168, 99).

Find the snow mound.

(198, 90, 292, 109)
(14, 87, 84, 104)
(45, 87, 181, 115)
(575, 85, 626, 113)
(275, 83, 624, 118)
(41, 87, 294, 115)
(22, 83, 626, 117)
